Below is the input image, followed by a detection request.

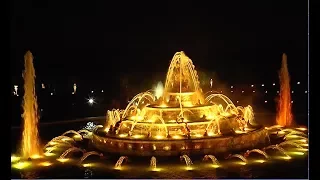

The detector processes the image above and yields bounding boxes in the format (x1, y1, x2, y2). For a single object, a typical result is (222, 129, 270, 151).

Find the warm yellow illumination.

(11, 155, 21, 162)
(154, 82, 164, 99)
(154, 135, 164, 139)
(296, 127, 307, 131)
(212, 164, 220, 168)
(44, 152, 55, 157)
(12, 161, 31, 169)
(83, 163, 94, 167)
(282, 156, 292, 160)
(151, 168, 161, 172)
(194, 134, 203, 138)
(21, 51, 42, 158)
(56, 158, 69, 163)
(254, 160, 265, 163)
(289, 152, 304, 155)
(119, 134, 128, 138)
(49, 141, 59, 146)
(39, 161, 52, 167)
(30, 154, 42, 159)
(73, 134, 82, 139)
(132, 134, 144, 139)
(172, 135, 182, 139)
(185, 167, 193, 171)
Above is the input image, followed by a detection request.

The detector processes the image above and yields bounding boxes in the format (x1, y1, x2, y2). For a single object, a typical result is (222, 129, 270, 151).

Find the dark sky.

(10, 1, 308, 86)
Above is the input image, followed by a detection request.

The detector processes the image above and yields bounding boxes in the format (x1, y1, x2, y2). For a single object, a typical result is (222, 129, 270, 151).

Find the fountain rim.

(93, 125, 265, 142)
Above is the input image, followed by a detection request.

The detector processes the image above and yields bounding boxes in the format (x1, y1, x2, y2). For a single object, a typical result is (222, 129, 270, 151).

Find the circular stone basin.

(91, 126, 269, 156)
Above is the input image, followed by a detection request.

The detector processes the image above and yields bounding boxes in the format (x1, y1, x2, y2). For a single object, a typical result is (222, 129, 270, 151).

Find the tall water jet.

(276, 53, 293, 127)
(21, 51, 42, 158)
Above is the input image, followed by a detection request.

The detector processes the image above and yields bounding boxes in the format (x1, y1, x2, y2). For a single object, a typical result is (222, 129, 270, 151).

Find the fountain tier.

(91, 51, 269, 156)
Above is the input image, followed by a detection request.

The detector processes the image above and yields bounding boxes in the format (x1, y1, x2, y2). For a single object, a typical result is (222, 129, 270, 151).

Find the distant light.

(292, 91, 294, 94)
(251, 85, 254, 87)
(13, 85, 18, 96)
(231, 91, 233, 93)
(101, 90, 104, 93)
(91, 91, 94, 93)
(220, 91, 223, 93)
(50, 93, 53, 95)
(231, 86, 233, 88)
(261, 84, 264, 87)
(265, 91, 268, 93)
(72, 92, 74, 94)
(42, 83, 45, 89)
(277, 91, 279, 94)
(88, 98, 95, 105)
(305, 91, 308, 93)
(264, 100, 267, 103)
(241, 91, 244, 93)
(236, 101, 239, 103)
(297, 82, 300, 85)
(291, 101, 293, 103)
(253, 90, 255, 93)
(272, 83, 275, 86)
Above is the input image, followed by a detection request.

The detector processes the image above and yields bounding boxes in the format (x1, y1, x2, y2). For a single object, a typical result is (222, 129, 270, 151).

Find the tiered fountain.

(11, 51, 308, 179)
(91, 51, 269, 156)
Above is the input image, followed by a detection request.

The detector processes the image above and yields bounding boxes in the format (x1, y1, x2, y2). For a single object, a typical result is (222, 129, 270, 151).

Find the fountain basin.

(91, 127, 269, 156)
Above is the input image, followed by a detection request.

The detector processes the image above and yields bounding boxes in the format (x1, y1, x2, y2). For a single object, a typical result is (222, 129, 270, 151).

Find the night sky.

(10, 1, 308, 87)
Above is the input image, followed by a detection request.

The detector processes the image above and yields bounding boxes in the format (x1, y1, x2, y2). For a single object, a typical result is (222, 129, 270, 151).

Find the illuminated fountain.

(11, 51, 308, 179)
(92, 51, 267, 156)
(21, 51, 42, 158)
(276, 53, 293, 127)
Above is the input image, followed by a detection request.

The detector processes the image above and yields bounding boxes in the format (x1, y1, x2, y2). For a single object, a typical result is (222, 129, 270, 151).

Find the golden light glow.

(45, 146, 57, 152)
(185, 167, 193, 171)
(154, 135, 164, 139)
(83, 163, 94, 167)
(73, 134, 82, 139)
(289, 152, 304, 155)
(30, 154, 42, 159)
(151, 168, 161, 172)
(254, 160, 266, 163)
(119, 134, 128, 138)
(154, 82, 164, 99)
(276, 53, 293, 126)
(132, 134, 144, 139)
(44, 152, 55, 157)
(234, 162, 247, 165)
(11, 155, 21, 162)
(39, 161, 52, 167)
(56, 158, 69, 163)
(12, 161, 31, 169)
(212, 164, 220, 168)
(21, 51, 42, 158)
(282, 156, 292, 160)
(172, 135, 182, 139)
(296, 127, 307, 131)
